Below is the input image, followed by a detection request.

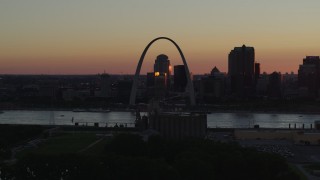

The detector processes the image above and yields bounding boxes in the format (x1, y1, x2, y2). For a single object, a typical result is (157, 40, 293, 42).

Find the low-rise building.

(149, 112, 207, 139)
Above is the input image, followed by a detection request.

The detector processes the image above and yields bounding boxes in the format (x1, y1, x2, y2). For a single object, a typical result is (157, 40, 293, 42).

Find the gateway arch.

(129, 37, 196, 106)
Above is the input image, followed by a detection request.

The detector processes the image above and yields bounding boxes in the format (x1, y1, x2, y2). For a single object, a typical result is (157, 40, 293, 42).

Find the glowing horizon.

(1, 0, 319, 75)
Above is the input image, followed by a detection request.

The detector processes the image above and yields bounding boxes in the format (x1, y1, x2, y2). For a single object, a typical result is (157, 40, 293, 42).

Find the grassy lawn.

(304, 163, 320, 177)
(304, 163, 320, 171)
(289, 164, 308, 180)
(81, 138, 111, 155)
(18, 133, 98, 157)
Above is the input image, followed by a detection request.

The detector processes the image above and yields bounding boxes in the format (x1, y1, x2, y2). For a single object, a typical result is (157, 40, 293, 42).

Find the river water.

(0, 110, 319, 129)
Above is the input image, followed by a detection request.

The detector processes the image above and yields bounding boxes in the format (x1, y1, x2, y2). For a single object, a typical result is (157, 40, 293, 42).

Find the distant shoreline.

(1, 107, 320, 115)
(208, 109, 320, 115)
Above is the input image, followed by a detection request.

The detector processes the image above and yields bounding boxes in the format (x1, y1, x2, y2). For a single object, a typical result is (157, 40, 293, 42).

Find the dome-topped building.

(154, 54, 170, 76)
(211, 66, 220, 75)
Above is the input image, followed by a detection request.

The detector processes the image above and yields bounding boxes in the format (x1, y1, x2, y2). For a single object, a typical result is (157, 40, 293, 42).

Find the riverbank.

(1, 107, 320, 115)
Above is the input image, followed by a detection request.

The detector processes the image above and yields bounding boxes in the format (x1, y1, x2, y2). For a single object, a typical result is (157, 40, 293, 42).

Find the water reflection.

(0, 110, 319, 129)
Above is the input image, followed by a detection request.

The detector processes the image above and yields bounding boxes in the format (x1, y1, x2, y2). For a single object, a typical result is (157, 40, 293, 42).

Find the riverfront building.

(148, 112, 207, 139)
(174, 65, 187, 92)
(199, 66, 226, 102)
(228, 45, 255, 97)
(298, 56, 320, 98)
(154, 54, 171, 88)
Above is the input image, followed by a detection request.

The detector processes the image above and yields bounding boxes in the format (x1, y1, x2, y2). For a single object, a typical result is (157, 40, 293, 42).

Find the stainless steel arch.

(129, 37, 195, 105)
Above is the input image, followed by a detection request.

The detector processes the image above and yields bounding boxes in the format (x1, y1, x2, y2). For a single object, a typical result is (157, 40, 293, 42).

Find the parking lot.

(237, 139, 320, 163)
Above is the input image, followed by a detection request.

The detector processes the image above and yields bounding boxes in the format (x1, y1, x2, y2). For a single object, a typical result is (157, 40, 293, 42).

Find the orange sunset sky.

(0, 0, 319, 75)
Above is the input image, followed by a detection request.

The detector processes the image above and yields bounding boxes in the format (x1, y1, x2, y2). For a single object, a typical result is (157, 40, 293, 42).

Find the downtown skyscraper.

(298, 56, 320, 98)
(153, 54, 171, 99)
(228, 45, 256, 97)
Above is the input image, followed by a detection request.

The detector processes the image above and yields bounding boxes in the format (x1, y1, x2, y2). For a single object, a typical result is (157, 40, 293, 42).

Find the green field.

(18, 133, 100, 156)
(304, 163, 320, 178)
(289, 164, 308, 180)
(81, 138, 111, 155)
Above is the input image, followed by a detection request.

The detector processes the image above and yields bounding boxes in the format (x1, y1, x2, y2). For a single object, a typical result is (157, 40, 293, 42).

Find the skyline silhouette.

(0, 41, 317, 76)
(1, 2, 320, 179)
(1, 1, 320, 74)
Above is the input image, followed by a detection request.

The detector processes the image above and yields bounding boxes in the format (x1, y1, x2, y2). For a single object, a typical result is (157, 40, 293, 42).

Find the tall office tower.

(174, 65, 187, 92)
(267, 72, 282, 99)
(298, 56, 320, 98)
(146, 72, 155, 87)
(254, 63, 260, 85)
(153, 54, 171, 99)
(154, 54, 171, 87)
(228, 45, 255, 97)
(154, 72, 166, 99)
(100, 73, 111, 97)
(154, 54, 171, 74)
(199, 66, 226, 103)
(146, 72, 155, 99)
